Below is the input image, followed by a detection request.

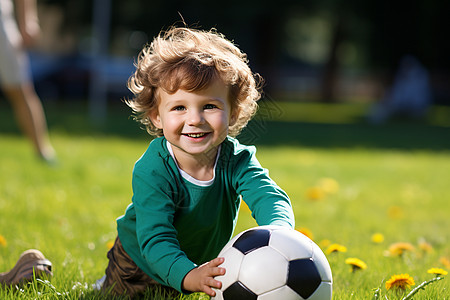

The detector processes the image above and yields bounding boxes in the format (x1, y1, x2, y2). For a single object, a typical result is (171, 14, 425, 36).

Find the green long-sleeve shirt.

(117, 136, 295, 292)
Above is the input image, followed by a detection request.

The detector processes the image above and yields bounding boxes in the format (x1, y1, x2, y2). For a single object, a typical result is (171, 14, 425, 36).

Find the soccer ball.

(212, 225, 332, 300)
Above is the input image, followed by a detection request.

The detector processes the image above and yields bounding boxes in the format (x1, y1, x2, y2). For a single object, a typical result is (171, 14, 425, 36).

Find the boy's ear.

(149, 109, 163, 129)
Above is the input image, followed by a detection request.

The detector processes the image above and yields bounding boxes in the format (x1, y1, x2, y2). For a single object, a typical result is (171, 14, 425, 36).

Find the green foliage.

(0, 101, 448, 299)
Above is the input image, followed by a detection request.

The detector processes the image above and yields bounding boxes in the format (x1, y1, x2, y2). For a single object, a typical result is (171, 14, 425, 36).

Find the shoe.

(0, 249, 53, 286)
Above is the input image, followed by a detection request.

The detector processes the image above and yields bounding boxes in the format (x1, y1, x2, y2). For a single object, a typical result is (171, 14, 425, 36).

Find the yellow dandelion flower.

(371, 233, 385, 244)
(427, 268, 448, 276)
(388, 242, 415, 257)
(345, 258, 367, 272)
(318, 178, 339, 194)
(319, 239, 331, 249)
(325, 243, 347, 254)
(106, 240, 115, 249)
(0, 235, 6, 247)
(418, 240, 433, 254)
(439, 257, 450, 269)
(387, 205, 404, 219)
(385, 273, 415, 291)
(296, 227, 314, 241)
(306, 186, 325, 201)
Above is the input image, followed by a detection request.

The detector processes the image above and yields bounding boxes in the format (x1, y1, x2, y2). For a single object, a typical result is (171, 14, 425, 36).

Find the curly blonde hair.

(126, 27, 263, 137)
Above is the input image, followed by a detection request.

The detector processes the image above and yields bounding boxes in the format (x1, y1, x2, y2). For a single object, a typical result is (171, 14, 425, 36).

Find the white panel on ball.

(239, 247, 288, 295)
(311, 244, 333, 282)
(215, 247, 245, 290)
(269, 229, 313, 260)
(306, 282, 332, 300)
(211, 290, 224, 300)
(258, 285, 304, 300)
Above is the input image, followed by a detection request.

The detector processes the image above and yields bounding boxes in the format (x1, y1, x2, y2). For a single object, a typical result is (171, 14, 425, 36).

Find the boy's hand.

(182, 257, 226, 297)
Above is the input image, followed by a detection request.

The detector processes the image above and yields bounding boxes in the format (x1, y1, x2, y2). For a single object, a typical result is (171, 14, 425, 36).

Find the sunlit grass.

(1, 101, 448, 299)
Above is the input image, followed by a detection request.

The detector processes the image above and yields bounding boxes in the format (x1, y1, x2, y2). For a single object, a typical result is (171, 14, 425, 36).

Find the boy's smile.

(150, 78, 235, 171)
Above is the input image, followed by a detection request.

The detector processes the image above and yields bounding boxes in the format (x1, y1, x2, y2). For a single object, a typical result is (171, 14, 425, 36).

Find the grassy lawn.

(0, 99, 449, 299)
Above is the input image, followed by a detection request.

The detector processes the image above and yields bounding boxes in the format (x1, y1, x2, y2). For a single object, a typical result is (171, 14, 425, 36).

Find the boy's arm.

(233, 149, 295, 228)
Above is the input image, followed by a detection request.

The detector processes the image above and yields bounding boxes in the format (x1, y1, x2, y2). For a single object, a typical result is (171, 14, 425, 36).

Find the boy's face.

(150, 78, 235, 163)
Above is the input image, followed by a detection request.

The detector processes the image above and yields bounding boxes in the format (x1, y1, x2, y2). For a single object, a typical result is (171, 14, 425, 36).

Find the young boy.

(100, 26, 295, 298)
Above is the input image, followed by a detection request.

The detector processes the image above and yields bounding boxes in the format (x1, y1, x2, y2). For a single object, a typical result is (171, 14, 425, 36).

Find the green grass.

(0, 100, 449, 299)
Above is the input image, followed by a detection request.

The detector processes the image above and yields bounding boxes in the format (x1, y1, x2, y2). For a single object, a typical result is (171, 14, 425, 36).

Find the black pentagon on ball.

(223, 281, 258, 300)
(232, 229, 271, 254)
(287, 258, 322, 299)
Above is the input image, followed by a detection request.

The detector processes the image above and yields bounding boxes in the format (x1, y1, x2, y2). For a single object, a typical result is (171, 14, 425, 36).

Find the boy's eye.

(172, 106, 186, 111)
(204, 104, 217, 110)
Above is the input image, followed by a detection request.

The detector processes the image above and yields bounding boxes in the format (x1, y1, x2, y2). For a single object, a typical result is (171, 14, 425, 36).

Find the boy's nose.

(187, 110, 205, 125)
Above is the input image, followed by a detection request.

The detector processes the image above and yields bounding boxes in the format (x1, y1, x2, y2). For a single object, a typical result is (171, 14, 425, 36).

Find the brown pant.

(102, 237, 177, 298)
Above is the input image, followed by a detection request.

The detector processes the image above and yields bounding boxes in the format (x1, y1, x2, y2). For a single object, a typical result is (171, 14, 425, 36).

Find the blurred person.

(369, 55, 432, 124)
(0, 0, 55, 162)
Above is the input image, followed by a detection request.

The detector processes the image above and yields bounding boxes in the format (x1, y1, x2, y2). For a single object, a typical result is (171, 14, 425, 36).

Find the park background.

(8, 0, 450, 109)
(1, 0, 450, 299)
